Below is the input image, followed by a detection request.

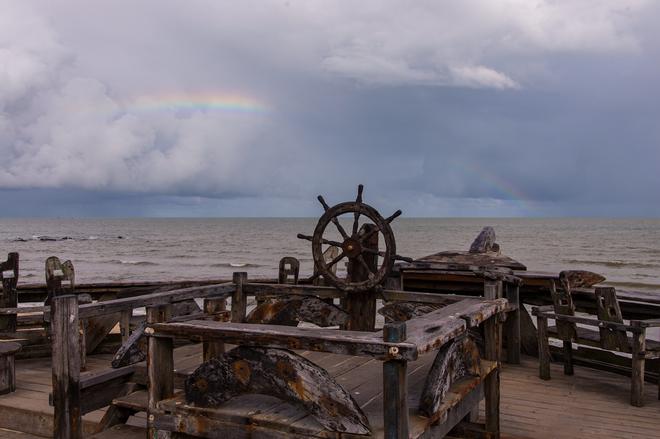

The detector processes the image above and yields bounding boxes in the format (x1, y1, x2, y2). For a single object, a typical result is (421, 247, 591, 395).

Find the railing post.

(203, 297, 226, 361)
(147, 304, 173, 439)
(0, 252, 19, 332)
(232, 272, 247, 323)
(631, 323, 646, 407)
(383, 321, 409, 439)
(504, 281, 521, 364)
(51, 294, 82, 439)
(483, 282, 502, 439)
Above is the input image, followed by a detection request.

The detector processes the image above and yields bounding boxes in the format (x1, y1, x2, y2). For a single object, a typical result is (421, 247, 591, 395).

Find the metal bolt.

(388, 346, 399, 356)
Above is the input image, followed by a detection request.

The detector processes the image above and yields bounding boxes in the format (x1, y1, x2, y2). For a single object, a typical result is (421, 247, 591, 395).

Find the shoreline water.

(1, 217, 659, 293)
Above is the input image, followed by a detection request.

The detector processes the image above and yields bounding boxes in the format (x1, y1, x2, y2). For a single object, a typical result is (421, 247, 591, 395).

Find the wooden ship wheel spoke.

(297, 184, 411, 293)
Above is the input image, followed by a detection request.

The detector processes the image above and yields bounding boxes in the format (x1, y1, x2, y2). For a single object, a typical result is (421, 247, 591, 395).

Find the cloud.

(0, 1, 658, 216)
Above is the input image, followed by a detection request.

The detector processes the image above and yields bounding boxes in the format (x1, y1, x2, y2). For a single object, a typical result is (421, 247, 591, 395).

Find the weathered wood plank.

(150, 319, 418, 360)
(77, 282, 235, 318)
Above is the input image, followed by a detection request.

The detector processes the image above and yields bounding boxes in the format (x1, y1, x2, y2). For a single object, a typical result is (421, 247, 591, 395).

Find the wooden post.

(232, 272, 247, 323)
(504, 281, 521, 364)
(203, 297, 226, 361)
(483, 312, 501, 438)
(631, 324, 646, 407)
(0, 252, 19, 332)
(51, 295, 82, 439)
(147, 304, 173, 438)
(120, 310, 131, 344)
(344, 224, 378, 331)
(537, 314, 551, 380)
(562, 340, 574, 376)
(383, 322, 408, 439)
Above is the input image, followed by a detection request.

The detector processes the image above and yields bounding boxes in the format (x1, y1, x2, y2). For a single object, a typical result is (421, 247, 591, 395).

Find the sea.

(1, 218, 659, 293)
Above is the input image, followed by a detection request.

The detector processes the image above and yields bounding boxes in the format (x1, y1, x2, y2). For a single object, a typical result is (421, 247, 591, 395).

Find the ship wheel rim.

(312, 201, 396, 293)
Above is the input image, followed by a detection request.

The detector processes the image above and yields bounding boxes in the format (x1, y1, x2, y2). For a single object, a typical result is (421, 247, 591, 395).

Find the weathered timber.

(246, 295, 349, 327)
(561, 270, 606, 288)
(518, 304, 538, 356)
(185, 346, 370, 434)
(45, 257, 75, 306)
(0, 341, 20, 394)
(419, 335, 481, 421)
(78, 282, 235, 318)
(231, 272, 247, 323)
(382, 321, 408, 439)
(51, 295, 82, 439)
(110, 299, 208, 368)
(343, 223, 379, 331)
(404, 306, 467, 355)
(595, 287, 630, 353)
(0, 253, 19, 332)
(631, 323, 646, 407)
(94, 382, 140, 433)
(549, 278, 577, 342)
(469, 226, 498, 254)
(504, 281, 521, 364)
(483, 313, 501, 438)
(278, 257, 300, 285)
(203, 297, 227, 361)
(111, 321, 147, 368)
(150, 319, 418, 360)
(302, 185, 406, 293)
(146, 304, 174, 438)
(378, 302, 444, 323)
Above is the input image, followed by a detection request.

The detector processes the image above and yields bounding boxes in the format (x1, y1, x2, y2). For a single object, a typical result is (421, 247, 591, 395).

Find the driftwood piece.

(278, 257, 300, 285)
(0, 253, 19, 332)
(185, 346, 370, 434)
(246, 295, 348, 327)
(378, 302, 444, 323)
(469, 226, 499, 254)
(595, 287, 630, 353)
(419, 335, 481, 420)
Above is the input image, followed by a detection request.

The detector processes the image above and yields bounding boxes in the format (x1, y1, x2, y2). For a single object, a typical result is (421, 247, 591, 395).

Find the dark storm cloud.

(1, 1, 659, 216)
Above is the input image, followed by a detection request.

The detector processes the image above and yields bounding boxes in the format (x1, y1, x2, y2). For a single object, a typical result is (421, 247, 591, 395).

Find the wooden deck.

(1, 346, 659, 438)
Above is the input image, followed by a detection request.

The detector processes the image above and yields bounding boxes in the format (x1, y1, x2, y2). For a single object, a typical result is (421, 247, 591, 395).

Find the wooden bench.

(533, 281, 660, 407)
(0, 341, 21, 394)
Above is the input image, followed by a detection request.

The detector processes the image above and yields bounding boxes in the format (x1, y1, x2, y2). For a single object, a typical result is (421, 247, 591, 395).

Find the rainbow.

(457, 159, 532, 207)
(128, 92, 269, 114)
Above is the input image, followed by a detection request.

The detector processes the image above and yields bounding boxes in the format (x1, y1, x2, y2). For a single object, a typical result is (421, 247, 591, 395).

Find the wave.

(210, 262, 262, 268)
(108, 259, 158, 266)
(563, 259, 660, 269)
(605, 281, 660, 290)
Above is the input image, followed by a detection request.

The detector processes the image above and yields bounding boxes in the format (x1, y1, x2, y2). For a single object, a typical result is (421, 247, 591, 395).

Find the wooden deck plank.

(2, 345, 660, 438)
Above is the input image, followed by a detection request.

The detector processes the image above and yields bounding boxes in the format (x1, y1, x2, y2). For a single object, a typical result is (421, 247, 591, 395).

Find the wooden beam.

(231, 272, 247, 323)
(383, 322, 409, 439)
(146, 304, 173, 438)
(51, 295, 82, 439)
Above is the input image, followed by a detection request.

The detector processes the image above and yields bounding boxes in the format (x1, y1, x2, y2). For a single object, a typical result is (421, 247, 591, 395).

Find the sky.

(1, 0, 659, 217)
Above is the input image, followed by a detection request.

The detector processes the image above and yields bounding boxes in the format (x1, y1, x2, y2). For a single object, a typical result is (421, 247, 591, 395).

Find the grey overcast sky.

(1, 0, 659, 217)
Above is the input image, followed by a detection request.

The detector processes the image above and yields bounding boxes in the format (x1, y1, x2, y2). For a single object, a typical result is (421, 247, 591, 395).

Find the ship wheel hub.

(342, 238, 362, 258)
